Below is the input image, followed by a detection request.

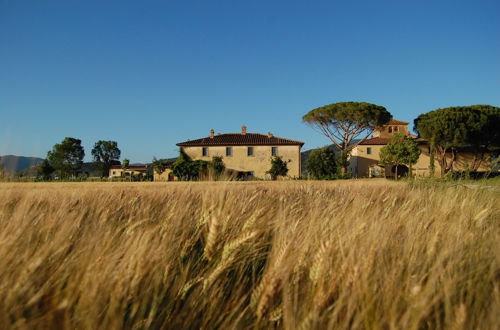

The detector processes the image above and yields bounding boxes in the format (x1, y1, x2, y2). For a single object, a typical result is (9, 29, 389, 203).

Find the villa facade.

(348, 120, 491, 177)
(176, 126, 304, 179)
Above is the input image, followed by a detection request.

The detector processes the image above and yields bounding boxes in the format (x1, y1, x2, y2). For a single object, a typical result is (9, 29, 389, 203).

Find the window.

(388, 127, 393, 133)
(112, 171, 116, 175)
(247, 146, 254, 156)
(367, 147, 372, 155)
(226, 147, 232, 156)
(271, 146, 278, 156)
(395, 126, 399, 132)
(202, 147, 209, 157)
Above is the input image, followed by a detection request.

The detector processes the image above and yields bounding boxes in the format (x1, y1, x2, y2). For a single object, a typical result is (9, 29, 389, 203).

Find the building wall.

(181, 145, 302, 178)
(350, 144, 491, 177)
(373, 124, 409, 138)
(349, 145, 391, 177)
(153, 169, 175, 181)
(109, 168, 147, 178)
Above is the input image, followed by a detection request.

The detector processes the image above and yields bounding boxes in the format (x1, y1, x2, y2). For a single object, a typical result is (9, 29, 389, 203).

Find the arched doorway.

(391, 165, 409, 179)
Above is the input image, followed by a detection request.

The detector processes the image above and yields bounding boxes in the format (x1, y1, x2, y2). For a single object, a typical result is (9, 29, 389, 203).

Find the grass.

(0, 180, 498, 329)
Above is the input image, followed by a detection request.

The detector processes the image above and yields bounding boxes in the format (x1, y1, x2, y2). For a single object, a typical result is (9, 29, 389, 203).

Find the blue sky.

(1, 0, 499, 162)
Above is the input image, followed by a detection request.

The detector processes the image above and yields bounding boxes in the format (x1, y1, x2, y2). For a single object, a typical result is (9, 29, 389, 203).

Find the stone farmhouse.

(348, 120, 491, 177)
(109, 164, 150, 178)
(176, 125, 304, 179)
(108, 121, 492, 180)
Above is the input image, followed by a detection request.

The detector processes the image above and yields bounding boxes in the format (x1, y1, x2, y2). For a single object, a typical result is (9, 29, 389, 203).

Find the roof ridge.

(176, 132, 304, 146)
(387, 119, 409, 124)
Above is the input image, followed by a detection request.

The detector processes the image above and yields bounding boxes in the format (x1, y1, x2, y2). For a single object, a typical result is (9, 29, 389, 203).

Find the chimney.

(268, 132, 273, 138)
(210, 129, 214, 138)
(241, 125, 247, 135)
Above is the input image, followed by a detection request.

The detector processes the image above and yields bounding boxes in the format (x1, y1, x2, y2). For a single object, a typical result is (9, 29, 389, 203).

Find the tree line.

(38, 138, 122, 180)
(32, 102, 500, 181)
(303, 102, 499, 179)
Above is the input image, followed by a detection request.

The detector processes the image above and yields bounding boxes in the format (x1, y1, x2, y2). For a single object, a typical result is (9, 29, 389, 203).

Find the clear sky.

(1, 0, 499, 162)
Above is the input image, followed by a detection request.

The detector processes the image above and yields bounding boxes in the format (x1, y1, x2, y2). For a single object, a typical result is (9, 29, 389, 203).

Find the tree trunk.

(395, 164, 398, 181)
(472, 152, 485, 171)
(436, 146, 447, 176)
(429, 141, 435, 177)
(448, 148, 457, 173)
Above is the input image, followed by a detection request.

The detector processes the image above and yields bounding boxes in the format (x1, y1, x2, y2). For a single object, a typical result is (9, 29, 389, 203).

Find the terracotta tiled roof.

(177, 133, 304, 147)
(387, 119, 409, 125)
(359, 137, 391, 145)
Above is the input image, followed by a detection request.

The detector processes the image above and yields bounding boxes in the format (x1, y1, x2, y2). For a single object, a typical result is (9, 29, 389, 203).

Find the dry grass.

(0, 180, 498, 329)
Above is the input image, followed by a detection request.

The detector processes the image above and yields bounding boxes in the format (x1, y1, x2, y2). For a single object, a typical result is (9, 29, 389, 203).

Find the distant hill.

(0, 155, 181, 177)
(0, 155, 44, 174)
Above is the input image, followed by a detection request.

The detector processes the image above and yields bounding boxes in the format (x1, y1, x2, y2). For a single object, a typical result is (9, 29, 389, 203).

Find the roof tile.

(387, 119, 409, 125)
(177, 133, 304, 147)
(359, 137, 391, 145)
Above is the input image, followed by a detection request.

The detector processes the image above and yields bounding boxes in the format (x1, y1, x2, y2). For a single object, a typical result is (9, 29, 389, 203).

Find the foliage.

(121, 158, 130, 170)
(428, 140, 435, 177)
(0, 182, 497, 329)
(190, 160, 209, 180)
(91, 140, 121, 177)
(414, 105, 500, 175)
(208, 156, 225, 179)
(152, 157, 174, 175)
(37, 159, 55, 180)
(172, 149, 209, 180)
(306, 146, 337, 179)
(467, 105, 500, 168)
(380, 133, 421, 180)
(303, 101, 392, 174)
(172, 150, 192, 180)
(267, 156, 289, 180)
(0, 162, 4, 180)
(47, 137, 85, 178)
(336, 150, 350, 174)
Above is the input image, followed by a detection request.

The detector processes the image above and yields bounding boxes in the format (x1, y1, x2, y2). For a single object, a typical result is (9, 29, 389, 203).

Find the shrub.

(306, 146, 337, 179)
(267, 156, 289, 180)
(208, 156, 225, 180)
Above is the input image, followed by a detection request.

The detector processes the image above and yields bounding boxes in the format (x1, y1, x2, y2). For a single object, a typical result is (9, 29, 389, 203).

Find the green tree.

(466, 105, 500, 170)
(379, 133, 421, 180)
(121, 158, 130, 171)
(267, 156, 289, 180)
(47, 137, 85, 178)
(414, 105, 500, 175)
(172, 150, 192, 180)
(91, 140, 121, 177)
(37, 159, 55, 180)
(209, 156, 225, 180)
(306, 146, 337, 179)
(428, 139, 436, 177)
(121, 158, 130, 180)
(172, 150, 209, 181)
(190, 160, 209, 180)
(303, 102, 392, 174)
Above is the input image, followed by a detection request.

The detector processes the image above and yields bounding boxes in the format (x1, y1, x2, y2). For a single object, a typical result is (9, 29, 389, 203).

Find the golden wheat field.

(0, 180, 498, 329)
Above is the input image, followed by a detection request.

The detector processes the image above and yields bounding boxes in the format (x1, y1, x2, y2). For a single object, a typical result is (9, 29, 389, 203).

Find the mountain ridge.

(0, 155, 44, 174)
